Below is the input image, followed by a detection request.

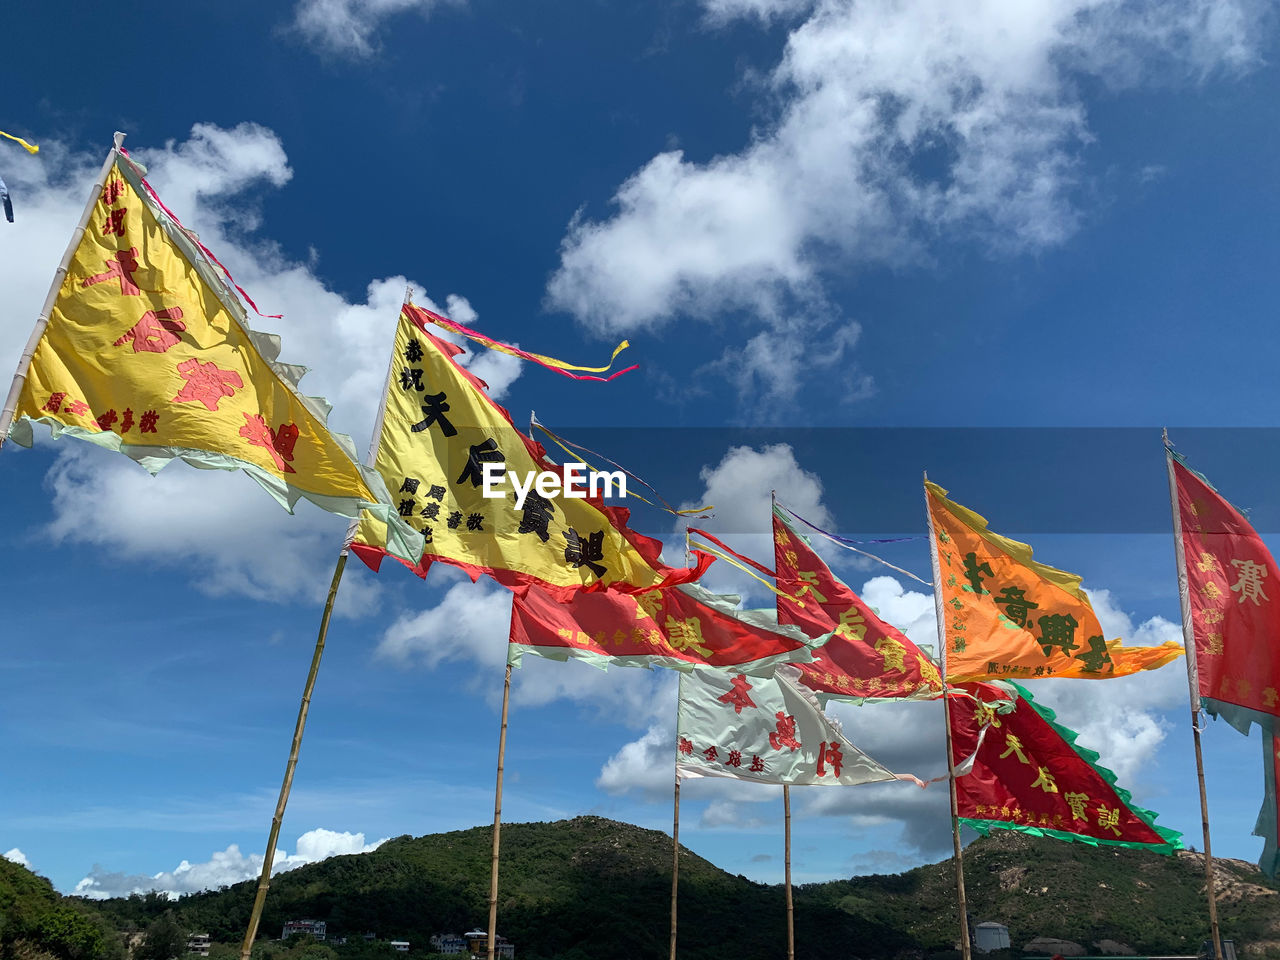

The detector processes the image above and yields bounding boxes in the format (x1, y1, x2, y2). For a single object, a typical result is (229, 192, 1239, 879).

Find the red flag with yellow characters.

(508, 580, 823, 675)
(951, 681, 1181, 853)
(3, 145, 420, 564)
(1172, 455, 1280, 717)
(773, 504, 942, 702)
(926, 481, 1182, 683)
(350, 305, 709, 597)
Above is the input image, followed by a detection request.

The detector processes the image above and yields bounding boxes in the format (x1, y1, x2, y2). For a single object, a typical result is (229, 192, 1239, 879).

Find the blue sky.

(1, 0, 1279, 914)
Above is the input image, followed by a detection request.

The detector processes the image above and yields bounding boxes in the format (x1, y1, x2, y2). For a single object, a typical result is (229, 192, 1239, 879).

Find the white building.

(389, 942, 409, 953)
(282, 920, 327, 942)
(187, 934, 211, 957)
(429, 935, 466, 955)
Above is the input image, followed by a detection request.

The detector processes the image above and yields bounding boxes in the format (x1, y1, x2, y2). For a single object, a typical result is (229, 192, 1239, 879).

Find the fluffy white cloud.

(293, 0, 462, 57)
(3, 848, 30, 868)
(547, 0, 1265, 397)
(72, 828, 386, 899)
(0, 123, 521, 610)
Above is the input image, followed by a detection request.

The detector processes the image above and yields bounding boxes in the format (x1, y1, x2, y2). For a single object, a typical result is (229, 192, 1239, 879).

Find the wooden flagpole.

(1163, 430, 1224, 960)
(487, 663, 513, 960)
(239, 289, 410, 960)
(0, 133, 125, 449)
(783, 784, 795, 960)
(924, 472, 972, 960)
(670, 775, 680, 960)
(240, 552, 347, 960)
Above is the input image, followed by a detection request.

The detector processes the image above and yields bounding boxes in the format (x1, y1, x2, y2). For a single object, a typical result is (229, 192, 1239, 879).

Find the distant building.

(975, 922, 1010, 954)
(389, 942, 409, 953)
(462, 930, 513, 959)
(187, 934, 211, 957)
(282, 920, 328, 942)
(430, 935, 466, 955)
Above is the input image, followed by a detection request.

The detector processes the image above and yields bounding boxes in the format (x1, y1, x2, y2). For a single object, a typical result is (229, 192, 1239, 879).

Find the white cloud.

(293, 0, 461, 57)
(72, 828, 386, 899)
(0, 123, 521, 609)
(547, 0, 1266, 397)
(702, 0, 816, 25)
(3, 848, 30, 868)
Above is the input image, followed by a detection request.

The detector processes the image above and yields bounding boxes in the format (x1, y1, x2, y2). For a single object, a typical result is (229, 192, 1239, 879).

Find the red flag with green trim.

(949, 681, 1181, 854)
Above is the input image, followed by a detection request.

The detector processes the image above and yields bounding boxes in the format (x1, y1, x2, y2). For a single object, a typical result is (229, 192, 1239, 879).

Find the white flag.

(676, 665, 897, 786)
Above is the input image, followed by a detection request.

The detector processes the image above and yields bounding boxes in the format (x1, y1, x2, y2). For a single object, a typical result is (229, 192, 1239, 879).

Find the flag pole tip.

(113, 131, 127, 149)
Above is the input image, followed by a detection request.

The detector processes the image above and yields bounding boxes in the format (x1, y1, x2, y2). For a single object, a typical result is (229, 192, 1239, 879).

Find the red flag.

(773, 506, 943, 701)
(1172, 456, 1280, 716)
(950, 681, 1180, 853)
(508, 581, 823, 675)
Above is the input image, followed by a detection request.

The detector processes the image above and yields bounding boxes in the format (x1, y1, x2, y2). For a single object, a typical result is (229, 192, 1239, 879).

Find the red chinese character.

(113, 307, 186, 354)
(65, 400, 90, 416)
(83, 248, 143, 297)
(702, 746, 719, 763)
(239, 414, 298, 473)
(678, 737, 693, 756)
(120, 408, 134, 433)
(725, 750, 742, 768)
(816, 741, 844, 778)
(717, 675, 757, 714)
(769, 712, 800, 751)
(139, 410, 159, 433)
(42, 393, 67, 413)
(173, 358, 243, 411)
(95, 409, 118, 431)
(749, 755, 765, 772)
(102, 208, 127, 237)
(100, 179, 126, 206)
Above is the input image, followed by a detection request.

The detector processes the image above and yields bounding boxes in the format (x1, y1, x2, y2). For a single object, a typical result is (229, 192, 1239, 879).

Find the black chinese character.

(564, 527, 607, 578)
(420, 501, 441, 521)
(399, 477, 420, 494)
(404, 339, 424, 363)
(397, 499, 416, 517)
(466, 513, 485, 531)
(518, 492, 556, 543)
(410, 393, 457, 437)
(426, 484, 446, 501)
(399, 368, 424, 391)
(456, 438, 505, 487)
(447, 511, 463, 529)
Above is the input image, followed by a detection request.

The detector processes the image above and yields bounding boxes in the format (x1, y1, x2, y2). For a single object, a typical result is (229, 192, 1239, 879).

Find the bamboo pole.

(487, 664, 513, 960)
(784, 784, 794, 960)
(1163, 431, 1224, 960)
(239, 551, 348, 960)
(670, 775, 680, 960)
(0, 133, 125, 448)
(924, 473, 972, 960)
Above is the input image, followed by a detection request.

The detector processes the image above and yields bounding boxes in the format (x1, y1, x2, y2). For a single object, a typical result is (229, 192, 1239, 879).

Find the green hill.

(9, 818, 1280, 960)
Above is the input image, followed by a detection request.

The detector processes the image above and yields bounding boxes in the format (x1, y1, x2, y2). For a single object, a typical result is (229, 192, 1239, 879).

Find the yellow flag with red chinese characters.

(349, 305, 709, 598)
(6, 150, 420, 564)
(927, 481, 1182, 683)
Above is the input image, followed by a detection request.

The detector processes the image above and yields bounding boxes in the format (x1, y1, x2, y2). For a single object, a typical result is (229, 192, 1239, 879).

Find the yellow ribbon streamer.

(0, 130, 39, 154)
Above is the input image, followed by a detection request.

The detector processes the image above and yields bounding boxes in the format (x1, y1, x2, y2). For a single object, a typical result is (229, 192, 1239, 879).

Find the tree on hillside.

(134, 916, 186, 960)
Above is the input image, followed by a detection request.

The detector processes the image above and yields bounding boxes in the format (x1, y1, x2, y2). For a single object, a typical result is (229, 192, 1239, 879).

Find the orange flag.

(926, 480, 1182, 683)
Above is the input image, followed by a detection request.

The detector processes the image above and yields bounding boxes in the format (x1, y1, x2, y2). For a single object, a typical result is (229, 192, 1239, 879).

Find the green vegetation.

(5, 818, 1280, 959)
